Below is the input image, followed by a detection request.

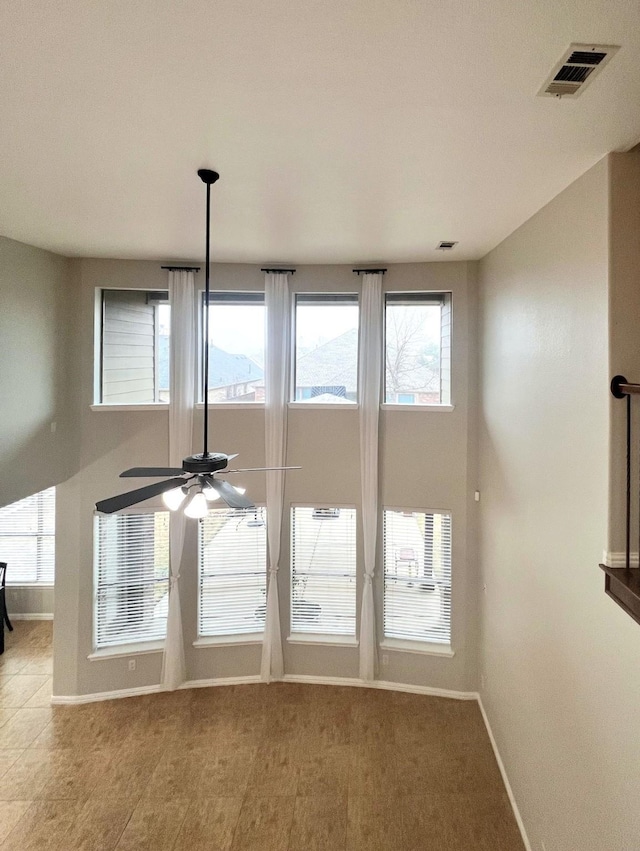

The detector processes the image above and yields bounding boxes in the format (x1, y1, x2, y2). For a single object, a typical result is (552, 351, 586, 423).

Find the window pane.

(202, 296, 265, 402)
(385, 295, 449, 405)
(94, 512, 169, 648)
(291, 506, 357, 636)
(101, 290, 170, 404)
(0, 488, 55, 584)
(383, 510, 451, 644)
(199, 507, 267, 636)
(294, 296, 358, 403)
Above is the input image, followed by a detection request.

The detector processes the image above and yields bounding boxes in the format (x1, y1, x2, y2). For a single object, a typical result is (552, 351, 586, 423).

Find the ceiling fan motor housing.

(182, 452, 229, 473)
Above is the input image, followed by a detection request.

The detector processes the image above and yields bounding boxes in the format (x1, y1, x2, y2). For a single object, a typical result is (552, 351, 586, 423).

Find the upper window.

(99, 290, 170, 404)
(198, 507, 267, 637)
(384, 292, 451, 405)
(290, 506, 357, 637)
(94, 511, 169, 648)
(0, 488, 55, 585)
(201, 293, 265, 403)
(294, 294, 359, 403)
(383, 509, 452, 645)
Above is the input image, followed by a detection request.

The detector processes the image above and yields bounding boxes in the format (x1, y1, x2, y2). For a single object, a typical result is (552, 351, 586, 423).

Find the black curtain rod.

(261, 268, 296, 274)
(353, 268, 387, 275)
(161, 265, 201, 272)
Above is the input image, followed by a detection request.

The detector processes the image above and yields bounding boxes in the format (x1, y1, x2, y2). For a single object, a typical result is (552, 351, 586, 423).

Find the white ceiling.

(1, 0, 640, 264)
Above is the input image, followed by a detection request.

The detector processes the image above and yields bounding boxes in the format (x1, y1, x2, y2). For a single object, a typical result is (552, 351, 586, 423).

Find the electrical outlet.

(382, 654, 389, 666)
(128, 659, 136, 671)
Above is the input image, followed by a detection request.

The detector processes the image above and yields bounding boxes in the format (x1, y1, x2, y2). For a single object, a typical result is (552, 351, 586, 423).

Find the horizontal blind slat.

(0, 488, 55, 584)
(383, 510, 452, 645)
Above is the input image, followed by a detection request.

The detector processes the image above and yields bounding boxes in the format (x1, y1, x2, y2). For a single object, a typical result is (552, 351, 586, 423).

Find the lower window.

(290, 506, 356, 637)
(383, 509, 452, 645)
(198, 507, 267, 637)
(94, 511, 169, 648)
(0, 487, 55, 585)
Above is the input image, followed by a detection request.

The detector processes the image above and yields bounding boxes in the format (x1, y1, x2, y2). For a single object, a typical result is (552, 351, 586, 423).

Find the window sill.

(90, 404, 169, 412)
(288, 402, 358, 410)
(193, 633, 264, 648)
(88, 640, 165, 661)
(381, 404, 454, 412)
(195, 403, 264, 410)
(6, 583, 54, 589)
(287, 633, 359, 648)
(380, 639, 454, 657)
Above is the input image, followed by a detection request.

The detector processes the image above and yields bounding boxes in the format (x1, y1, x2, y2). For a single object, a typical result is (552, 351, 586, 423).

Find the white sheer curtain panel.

(260, 271, 291, 682)
(161, 269, 196, 690)
(358, 271, 383, 680)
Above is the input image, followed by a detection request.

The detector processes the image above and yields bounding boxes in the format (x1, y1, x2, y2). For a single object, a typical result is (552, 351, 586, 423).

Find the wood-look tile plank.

(143, 749, 207, 799)
(0, 748, 54, 800)
(1, 799, 84, 851)
(173, 797, 243, 851)
(231, 795, 295, 851)
(297, 745, 350, 797)
(91, 743, 164, 800)
(0, 748, 23, 779)
(0, 708, 52, 748)
(289, 795, 347, 851)
(0, 675, 50, 708)
(245, 743, 299, 797)
(0, 800, 31, 844)
(114, 797, 190, 851)
(23, 678, 53, 708)
(348, 744, 399, 797)
(62, 796, 136, 851)
(198, 747, 257, 797)
(347, 795, 404, 851)
(37, 748, 113, 801)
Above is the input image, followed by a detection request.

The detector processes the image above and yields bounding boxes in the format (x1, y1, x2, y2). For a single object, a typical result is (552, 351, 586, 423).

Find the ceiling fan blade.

(96, 477, 186, 514)
(226, 454, 239, 462)
(220, 466, 302, 474)
(209, 478, 255, 510)
(120, 467, 186, 478)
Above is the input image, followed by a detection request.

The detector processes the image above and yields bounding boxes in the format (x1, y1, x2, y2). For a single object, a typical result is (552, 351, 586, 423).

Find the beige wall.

(54, 258, 478, 697)
(608, 149, 640, 556)
(0, 236, 82, 615)
(479, 157, 640, 850)
(0, 236, 79, 506)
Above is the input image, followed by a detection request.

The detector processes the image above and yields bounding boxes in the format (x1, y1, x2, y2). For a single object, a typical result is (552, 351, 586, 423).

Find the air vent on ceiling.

(437, 241, 458, 250)
(538, 43, 619, 99)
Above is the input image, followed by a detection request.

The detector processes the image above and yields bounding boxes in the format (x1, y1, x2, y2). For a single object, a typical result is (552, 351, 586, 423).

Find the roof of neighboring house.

(295, 328, 359, 392)
(159, 335, 263, 390)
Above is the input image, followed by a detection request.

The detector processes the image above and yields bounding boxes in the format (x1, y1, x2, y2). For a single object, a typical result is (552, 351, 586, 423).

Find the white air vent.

(538, 43, 619, 99)
(436, 241, 458, 250)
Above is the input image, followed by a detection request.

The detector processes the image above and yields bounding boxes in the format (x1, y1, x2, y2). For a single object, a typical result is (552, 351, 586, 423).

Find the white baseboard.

(51, 683, 163, 704)
(282, 673, 478, 700)
(10, 613, 53, 621)
(602, 550, 639, 567)
(180, 675, 262, 690)
(478, 696, 532, 851)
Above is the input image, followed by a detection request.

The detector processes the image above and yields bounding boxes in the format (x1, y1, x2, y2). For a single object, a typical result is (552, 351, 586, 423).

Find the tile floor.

(0, 622, 524, 849)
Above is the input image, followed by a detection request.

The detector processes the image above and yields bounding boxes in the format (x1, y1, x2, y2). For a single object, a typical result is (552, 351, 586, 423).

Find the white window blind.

(0, 488, 55, 585)
(290, 506, 356, 636)
(198, 507, 267, 637)
(383, 509, 452, 644)
(94, 512, 169, 648)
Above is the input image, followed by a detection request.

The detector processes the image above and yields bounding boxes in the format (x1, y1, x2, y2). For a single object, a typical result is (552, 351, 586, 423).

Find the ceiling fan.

(95, 169, 298, 519)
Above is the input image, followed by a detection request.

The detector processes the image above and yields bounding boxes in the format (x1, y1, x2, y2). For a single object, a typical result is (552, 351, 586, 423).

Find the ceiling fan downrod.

(197, 168, 220, 460)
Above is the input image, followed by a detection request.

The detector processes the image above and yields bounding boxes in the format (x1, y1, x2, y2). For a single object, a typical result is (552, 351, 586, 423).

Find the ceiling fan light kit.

(95, 170, 300, 518)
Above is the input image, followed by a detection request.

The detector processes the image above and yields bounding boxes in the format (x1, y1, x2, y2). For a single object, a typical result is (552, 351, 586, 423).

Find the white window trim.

(379, 639, 454, 657)
(195, 402, 264, 410)
(87, 640, 165, 661)
(381, 404, 455, 412)
(287, 633, 359, 648)
(288, 402, 358, 410)
(5, 582, 55, 589)
(193, 633, 264, 648)
(90, 404, 170, 412)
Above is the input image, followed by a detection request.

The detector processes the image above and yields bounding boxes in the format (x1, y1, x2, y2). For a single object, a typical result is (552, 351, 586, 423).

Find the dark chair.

(0, 562, 13, 655)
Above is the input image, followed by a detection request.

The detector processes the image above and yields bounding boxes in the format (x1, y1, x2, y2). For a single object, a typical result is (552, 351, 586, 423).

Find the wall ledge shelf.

(600, 564, 640, 626)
